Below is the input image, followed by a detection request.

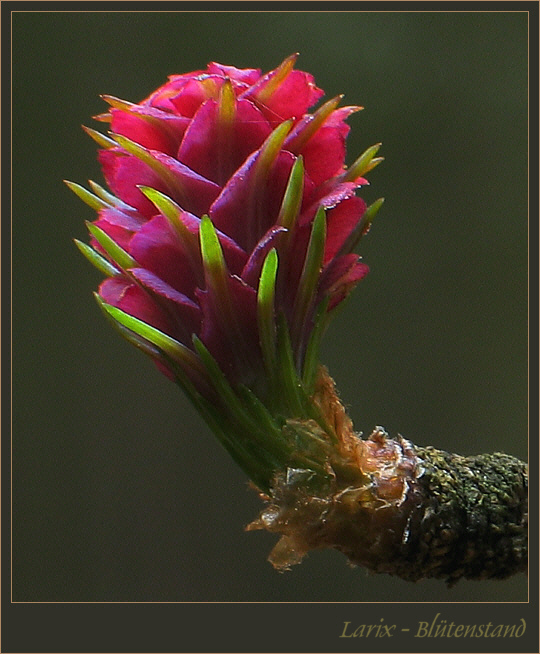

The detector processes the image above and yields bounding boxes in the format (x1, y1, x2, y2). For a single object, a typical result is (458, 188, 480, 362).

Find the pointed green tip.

(257, 55, 298, 103)
(74, 239, 118, 277)
(94, 292, 162, 361)
(112, 133, 145, 156)
(100, 94, 134, 110)
(363, 156, 384, 174)
(200, 214, 226, 278)
(95, 293, 198, 370)
(113, 134, 181, 197)
(257, 248, 279, 372)
(259, 119, 294, 166)
(82, 126, 117, 149)
(218, 78, 236, 125)
(65, 180, 108, 212)
(138, 185, 178, 219)
(345, 143, 383, 181)
(362, 197, 384, 234)
(259, 247, 279, 289)
(85, 220, 137, 270)
(366, 197, 385, 222)
(278, 156, 304, 231)
(335, 197, 384, 257)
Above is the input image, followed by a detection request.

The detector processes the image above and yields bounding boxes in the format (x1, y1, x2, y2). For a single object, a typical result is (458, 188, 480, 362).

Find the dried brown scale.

(248, 367, 528, 583)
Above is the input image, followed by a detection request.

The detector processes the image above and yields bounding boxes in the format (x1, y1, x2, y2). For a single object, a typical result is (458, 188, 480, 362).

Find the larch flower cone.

(69, 55, 383, 492)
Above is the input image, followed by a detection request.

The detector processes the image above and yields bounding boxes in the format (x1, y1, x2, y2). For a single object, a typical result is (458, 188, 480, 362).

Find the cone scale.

(68, 56, 527, 583)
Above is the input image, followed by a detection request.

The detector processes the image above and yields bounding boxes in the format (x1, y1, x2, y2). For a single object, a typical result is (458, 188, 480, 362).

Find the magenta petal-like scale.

(130, 267, 202, 343)
(209, 149, 296, 252)
(241, 226, 288, 288)
(141, 149, 221, 216)
(293, 126, 347, 186)
(177, 98, 271, 185)
(99, 276, 176, 337)
(167, 77, 223, 117)
(97, 206, 145, 232)
(323, 196, 368, 264)
(129, 215, 201, 299)
(247, 69, 324, 125)
(323, 257, 370, 310)
(110, 109, 178, 156)
(99, 149, 170, 218)
(197, 275, 260, 384)
(206, 62, 261, 85)
(93, 216, 135, 253)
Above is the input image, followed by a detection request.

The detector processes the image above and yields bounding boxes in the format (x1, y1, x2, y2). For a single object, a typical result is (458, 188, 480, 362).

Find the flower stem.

(248, 367, 528, 584)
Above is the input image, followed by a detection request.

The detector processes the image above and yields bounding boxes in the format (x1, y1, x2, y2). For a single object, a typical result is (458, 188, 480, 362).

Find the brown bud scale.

(248, 368, 528, 584)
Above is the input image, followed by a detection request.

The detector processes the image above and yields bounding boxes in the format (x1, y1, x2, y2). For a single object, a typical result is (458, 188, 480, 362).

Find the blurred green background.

(13, 10, 528, 602)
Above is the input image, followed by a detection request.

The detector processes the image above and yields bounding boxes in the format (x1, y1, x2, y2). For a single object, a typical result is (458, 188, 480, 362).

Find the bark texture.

(409, 446, 528, 583)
